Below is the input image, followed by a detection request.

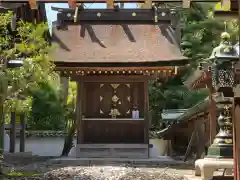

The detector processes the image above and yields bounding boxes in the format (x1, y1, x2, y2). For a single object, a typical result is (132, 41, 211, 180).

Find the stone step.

(47, 157, 192, 167)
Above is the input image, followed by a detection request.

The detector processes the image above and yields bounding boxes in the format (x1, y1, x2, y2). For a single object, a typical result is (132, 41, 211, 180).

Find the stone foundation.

(76, 144, 149, 158)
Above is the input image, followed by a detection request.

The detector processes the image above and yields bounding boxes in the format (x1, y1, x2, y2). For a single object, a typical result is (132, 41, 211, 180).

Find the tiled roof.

(51, 24, 187, 65)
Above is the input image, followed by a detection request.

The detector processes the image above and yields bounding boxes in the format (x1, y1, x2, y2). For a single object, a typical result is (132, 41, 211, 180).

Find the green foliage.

(149, 3, 238, 130)
(28, 81, 65, 130)
(0, 12, 61, 133)
(181, 3, 239, 74)
(149, 78, 208, 128)
(66, 81, 77, 115)
(0, 12, 55, 108)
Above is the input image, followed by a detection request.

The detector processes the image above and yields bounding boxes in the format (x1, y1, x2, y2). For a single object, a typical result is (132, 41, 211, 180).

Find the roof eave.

(54, 58, 189, 68)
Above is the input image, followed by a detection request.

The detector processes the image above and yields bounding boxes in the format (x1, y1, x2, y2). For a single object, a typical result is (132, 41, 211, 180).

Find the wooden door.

(99, 83, 132, 118)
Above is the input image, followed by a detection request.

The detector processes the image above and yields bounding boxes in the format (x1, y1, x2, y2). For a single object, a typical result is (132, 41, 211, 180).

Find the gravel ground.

(43, 166, 188, 180)
(2, 166, 189, 180)
(1, 154, 234, 180)
(1, 154, 198, 180)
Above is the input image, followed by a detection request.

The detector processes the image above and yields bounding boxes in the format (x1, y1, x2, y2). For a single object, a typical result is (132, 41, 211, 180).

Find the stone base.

(76, 144, 149, 158)
(195, 158, 234, 180)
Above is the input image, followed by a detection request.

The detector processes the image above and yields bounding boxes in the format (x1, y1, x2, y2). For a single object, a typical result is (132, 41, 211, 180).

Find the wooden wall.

(83, 120, 145, 143)
(165, 115, 210, 156)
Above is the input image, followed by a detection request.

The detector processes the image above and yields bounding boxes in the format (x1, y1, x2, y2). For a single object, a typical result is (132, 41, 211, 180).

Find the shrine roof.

(51, 23, 188, 67)
(157, 98, 210, 138)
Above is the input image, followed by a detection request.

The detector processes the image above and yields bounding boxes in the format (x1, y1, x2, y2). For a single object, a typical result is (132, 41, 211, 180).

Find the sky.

(45, 3, 137, 25)
(45, 3, 137, 32)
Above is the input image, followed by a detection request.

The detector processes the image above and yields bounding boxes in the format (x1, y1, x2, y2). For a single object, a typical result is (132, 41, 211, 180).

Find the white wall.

(6, 136, 77, 157)
(149, 139, 168, 157)
(5, 135, 168, 158)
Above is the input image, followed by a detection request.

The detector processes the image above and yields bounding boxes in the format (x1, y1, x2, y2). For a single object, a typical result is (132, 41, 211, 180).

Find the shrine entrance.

(73, 75, 150, 158)
(83, 81, 145, 144)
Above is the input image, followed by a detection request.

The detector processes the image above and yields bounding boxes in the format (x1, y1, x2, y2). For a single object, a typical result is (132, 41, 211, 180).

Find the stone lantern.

(195, 32, 239, 180)
(207, 32, 239, 159)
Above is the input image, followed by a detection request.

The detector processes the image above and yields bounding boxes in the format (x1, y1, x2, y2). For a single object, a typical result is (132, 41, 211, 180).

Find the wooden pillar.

(19, 113, 25, 152)
(208, 83, 217, 145)
(234, 8, 240, 179)
(234, 97, 240, 180)
(144, 81, 149, 145)
(167, 140, 172, 157)
(61, 76, 69, 129)
(9, 112, 16, 153)
(60, 76, 69, 105)
(76, 79, 84, 144)
(234, 9, 240, 179)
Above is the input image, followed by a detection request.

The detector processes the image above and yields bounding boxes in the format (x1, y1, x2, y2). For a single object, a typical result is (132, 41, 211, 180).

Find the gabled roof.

(51, 23, 188, 66)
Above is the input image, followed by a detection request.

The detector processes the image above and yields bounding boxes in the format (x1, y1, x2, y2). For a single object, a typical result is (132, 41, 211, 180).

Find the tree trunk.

(61, 119, 76, 156)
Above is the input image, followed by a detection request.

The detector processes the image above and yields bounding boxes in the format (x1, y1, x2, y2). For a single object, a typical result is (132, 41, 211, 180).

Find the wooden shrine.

(0, 0, 237, 160)
(51, 5, 187, 158)
(0, 1, 188, 158)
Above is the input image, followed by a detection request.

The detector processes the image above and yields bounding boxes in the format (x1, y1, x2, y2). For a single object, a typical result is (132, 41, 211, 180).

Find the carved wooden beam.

(52, 6, 177, 25)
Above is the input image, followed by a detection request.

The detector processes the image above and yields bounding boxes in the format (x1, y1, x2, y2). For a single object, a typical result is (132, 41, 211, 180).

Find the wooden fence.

(3, 112, 26, 153)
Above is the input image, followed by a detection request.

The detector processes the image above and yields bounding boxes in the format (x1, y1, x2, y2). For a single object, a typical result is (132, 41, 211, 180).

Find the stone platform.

(195, 158, 234, 180)
(47, 156, 185, 166)
(75, 144, 149, 158)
